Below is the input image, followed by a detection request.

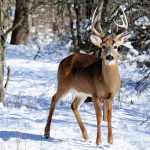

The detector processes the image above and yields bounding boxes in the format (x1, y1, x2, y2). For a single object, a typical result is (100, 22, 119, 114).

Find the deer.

(44, 6, 131, 146)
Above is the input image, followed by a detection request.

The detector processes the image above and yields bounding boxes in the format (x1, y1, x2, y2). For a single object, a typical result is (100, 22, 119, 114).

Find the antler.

(91, 3, 105, 38)
(114, 6, 129, 40)
(114, 6, 128, 29)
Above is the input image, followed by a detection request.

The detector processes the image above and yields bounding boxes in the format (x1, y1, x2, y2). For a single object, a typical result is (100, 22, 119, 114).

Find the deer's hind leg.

(71, 96, 89, 141)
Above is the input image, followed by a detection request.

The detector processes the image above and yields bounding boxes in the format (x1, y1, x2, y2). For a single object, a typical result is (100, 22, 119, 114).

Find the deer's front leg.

(93, 97, 102, 145)
(105, 99, 113, 144)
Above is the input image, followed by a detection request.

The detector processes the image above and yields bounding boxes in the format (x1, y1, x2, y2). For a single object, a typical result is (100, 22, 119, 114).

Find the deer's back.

(58, 53, 101, 77)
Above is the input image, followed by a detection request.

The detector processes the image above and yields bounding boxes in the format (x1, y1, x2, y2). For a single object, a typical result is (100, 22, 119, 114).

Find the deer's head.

(90, 6, 131, 65)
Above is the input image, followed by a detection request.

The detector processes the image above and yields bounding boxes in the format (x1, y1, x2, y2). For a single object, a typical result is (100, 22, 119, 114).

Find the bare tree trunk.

(69, 0, 82, 53)
(0, 40, 4, 103)
(74, 0, 81, 52)
(0, 0, 8, 103)
(101, 0, 109, 27)
(68, 3, 76, 52)
(86, 0, 93, 19)
(11, 0, 30, 45)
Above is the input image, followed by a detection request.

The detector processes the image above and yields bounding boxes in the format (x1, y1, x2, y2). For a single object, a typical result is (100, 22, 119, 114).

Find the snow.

(0, 102, 4, 108)
(0, 41, 150, 150)
(135, 16, 150, 27)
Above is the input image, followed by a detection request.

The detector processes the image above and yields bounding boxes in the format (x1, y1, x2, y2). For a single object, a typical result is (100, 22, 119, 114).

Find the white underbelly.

(61, 89, 91, 102)
(71, 89, 91, 98)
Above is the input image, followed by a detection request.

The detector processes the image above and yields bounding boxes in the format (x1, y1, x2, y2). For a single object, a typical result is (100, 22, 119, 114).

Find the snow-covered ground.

(0, 41, 150, 150)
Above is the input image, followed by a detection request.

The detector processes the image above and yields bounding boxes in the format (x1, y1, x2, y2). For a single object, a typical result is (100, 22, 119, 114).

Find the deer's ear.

(90, 35, 102, 47)
(115, 33, 131, 46)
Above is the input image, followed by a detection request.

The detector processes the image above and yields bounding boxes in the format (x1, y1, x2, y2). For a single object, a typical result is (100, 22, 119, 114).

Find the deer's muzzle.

(106, 54, 114, 61)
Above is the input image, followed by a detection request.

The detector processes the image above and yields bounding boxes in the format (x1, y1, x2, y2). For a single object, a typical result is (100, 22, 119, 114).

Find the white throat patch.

(105, 60, 115, 65)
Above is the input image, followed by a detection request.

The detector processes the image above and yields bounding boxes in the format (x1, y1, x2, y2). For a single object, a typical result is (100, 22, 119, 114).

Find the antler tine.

(91, 4, 105, 37)
(91, 7, 103, 37)
(114, 6, 128, 29)
(91, 7, 98, 24)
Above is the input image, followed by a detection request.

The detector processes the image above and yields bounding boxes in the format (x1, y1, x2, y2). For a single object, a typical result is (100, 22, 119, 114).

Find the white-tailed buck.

(44, 6, 131, 145)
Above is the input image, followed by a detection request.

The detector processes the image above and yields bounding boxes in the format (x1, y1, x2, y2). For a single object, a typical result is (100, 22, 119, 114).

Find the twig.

(140, 117, 149, 126)
(34, 40, 41, 60)
(4, 66, 10, 91)
(136, 71, 150, 93)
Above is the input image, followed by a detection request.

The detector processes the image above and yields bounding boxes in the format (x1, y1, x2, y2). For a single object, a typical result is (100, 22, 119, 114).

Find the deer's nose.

(106, 54, 114, 61)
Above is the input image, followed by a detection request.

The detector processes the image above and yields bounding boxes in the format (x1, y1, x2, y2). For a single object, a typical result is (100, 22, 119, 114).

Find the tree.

(86, 0, 94, 19)
(69, 0, 82, 52)
(10, 0, 31, 45)
(0, 0, 9, 103)
(0, 0, 49, 103)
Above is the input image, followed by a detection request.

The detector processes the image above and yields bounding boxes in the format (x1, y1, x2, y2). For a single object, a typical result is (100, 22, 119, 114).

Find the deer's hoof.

(44, 133, 50, 139)
(108, 138, 113, 145)
(44, 128, 50, 139)
(83, 132, 89, 141)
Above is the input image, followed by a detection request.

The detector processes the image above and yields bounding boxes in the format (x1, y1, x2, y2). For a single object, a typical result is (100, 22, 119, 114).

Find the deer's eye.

(114, 46, 118, 49)
(102, 45, 106, 49)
